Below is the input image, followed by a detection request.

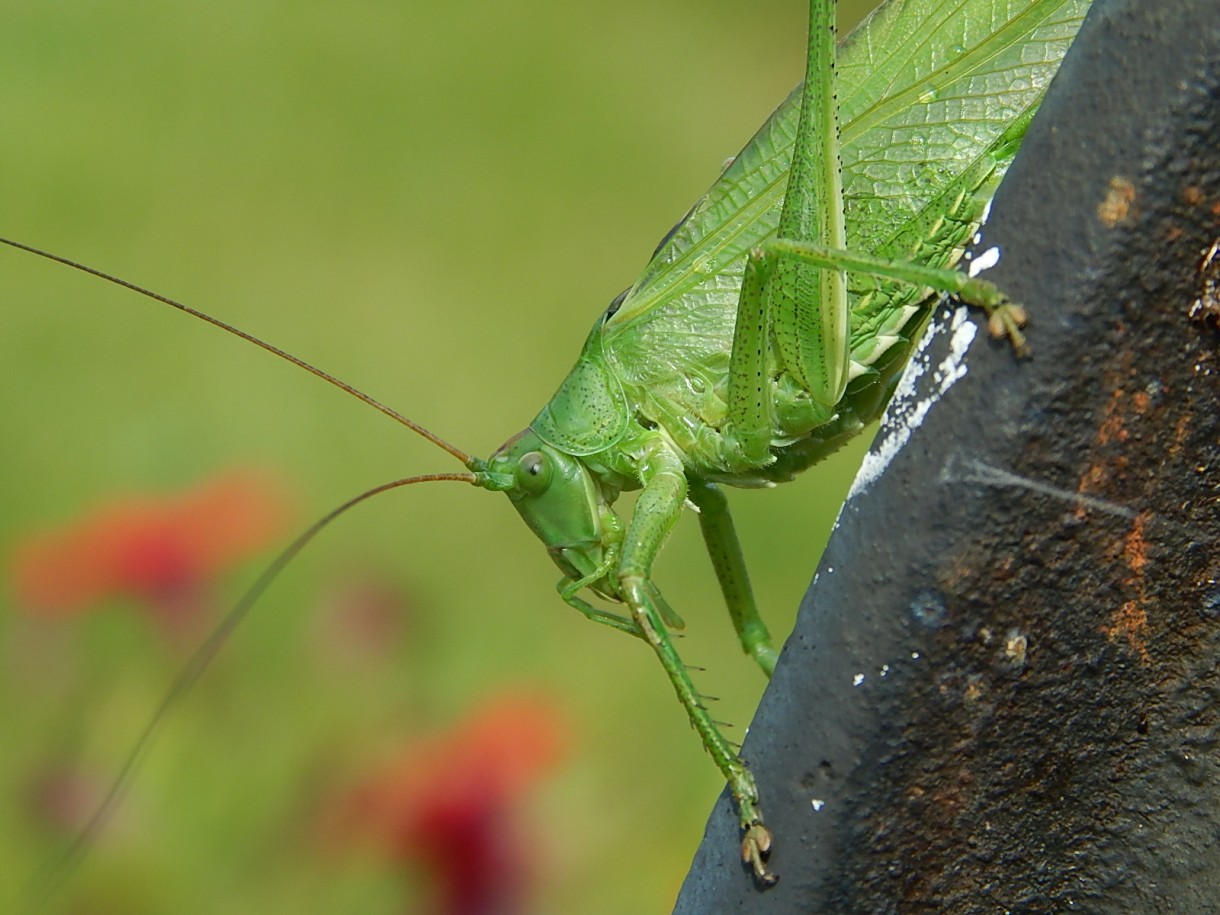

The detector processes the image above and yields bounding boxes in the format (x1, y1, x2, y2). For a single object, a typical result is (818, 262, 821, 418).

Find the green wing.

(602, 0, 1091, 390)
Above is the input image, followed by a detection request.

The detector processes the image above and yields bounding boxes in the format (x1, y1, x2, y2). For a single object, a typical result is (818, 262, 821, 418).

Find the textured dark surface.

(674, 0, 1220, 911)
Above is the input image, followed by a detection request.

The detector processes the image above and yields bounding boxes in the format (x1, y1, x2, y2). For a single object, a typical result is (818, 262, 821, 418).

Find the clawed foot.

(741, 822, 778, 886)
(958, 274, 1029, 356)
(986, 300, 1029, 356)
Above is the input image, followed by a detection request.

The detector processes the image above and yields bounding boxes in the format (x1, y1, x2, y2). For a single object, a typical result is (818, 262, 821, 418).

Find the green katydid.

(3, 0, 1094, 897)
(474, 0, 1092, 881)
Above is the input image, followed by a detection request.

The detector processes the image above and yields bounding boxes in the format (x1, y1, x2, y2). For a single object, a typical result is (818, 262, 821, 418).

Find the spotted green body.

(479, 0, 1093, 882)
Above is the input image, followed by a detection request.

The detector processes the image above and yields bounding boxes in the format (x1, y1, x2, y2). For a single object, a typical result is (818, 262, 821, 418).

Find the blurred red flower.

(312, 574, 415, 669)
(329, 693, 567, 915)
(8, 470, 291, 625)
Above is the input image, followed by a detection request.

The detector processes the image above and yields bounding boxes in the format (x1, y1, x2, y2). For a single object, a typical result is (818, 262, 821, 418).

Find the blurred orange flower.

(8, 470, 291, 624)
(329, 693, 567, 915)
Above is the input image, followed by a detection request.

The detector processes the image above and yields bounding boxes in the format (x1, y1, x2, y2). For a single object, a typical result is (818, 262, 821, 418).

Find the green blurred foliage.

(0, 1, 878, 911)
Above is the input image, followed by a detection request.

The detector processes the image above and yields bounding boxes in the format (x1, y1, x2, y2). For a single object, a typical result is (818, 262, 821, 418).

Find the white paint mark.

(811, 798, 825, 811)
(981, 197, 994, 226)
(968, 245, 1000, 277)
(847, 306, 978, 499)
(880, 664, 890, 677)
(852, 673, 865, 687)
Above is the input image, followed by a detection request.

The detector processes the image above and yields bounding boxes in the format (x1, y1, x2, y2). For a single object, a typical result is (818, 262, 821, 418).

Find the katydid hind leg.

(723, 250, 777, 467)
(686, 479, 777, 677)
(769, 237, 1032, 353)
(722, 0, 848, 452)
(768, 0, 849, 406)
(721, 0, 849, 446)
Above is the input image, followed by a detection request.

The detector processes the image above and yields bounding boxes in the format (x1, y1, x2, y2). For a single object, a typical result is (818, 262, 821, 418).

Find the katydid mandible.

(4, 0, 1093, 892)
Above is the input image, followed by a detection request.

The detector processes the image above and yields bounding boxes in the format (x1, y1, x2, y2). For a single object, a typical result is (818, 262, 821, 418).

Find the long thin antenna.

(23, 472, 482, 912)
(0, 236, 475, 466)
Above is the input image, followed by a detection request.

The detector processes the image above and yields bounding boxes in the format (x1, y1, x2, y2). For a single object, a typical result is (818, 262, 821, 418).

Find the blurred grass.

(0, 0, 877, 911)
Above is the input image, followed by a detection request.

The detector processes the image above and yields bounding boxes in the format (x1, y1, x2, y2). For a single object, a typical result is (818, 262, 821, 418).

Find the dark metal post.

(675, 1, 1220, 910)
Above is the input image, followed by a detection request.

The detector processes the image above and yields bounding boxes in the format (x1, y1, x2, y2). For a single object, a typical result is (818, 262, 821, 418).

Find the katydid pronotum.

(3, 0, 1092, 899)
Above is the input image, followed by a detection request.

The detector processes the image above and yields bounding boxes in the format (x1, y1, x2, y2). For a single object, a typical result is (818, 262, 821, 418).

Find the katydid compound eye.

(516, 451, 552, 494)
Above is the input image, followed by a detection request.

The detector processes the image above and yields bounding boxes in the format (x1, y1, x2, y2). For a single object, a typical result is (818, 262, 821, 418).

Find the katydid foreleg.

(767, 0, 848, 407)
(609, 441, 776, 882)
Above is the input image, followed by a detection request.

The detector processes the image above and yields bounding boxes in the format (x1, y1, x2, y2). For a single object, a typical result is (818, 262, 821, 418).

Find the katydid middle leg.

(687, 479, 778, 677)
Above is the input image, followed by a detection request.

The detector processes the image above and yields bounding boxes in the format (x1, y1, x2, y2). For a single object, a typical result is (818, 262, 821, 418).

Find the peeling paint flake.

(967, 245, 1000, 277)
(848, 306, 978, 499)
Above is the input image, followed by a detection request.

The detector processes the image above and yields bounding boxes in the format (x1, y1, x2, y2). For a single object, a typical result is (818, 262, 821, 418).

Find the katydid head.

(483, 429, 612, 591)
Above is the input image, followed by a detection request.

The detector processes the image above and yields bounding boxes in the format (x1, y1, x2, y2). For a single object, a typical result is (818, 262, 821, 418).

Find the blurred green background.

(0, 1, 877, 911)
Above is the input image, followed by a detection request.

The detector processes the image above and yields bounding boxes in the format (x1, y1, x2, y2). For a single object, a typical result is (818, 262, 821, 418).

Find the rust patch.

(1078, 376, 1162, 663)
(1074, 461, 1112, 520)
(1076, 385, 1144, 516)
(1099, 513, 1155, 662)
(1101, 600, 1151, 662)
(1096, 389, 1129, 444)
(1098, 175, 1137, 227)
(1168, 411, 1192, 457)
(1123, 513, 1150, 575)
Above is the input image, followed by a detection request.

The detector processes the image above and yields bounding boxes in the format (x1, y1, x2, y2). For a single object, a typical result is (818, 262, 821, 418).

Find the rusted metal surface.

(675, 0, 1220, 911)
